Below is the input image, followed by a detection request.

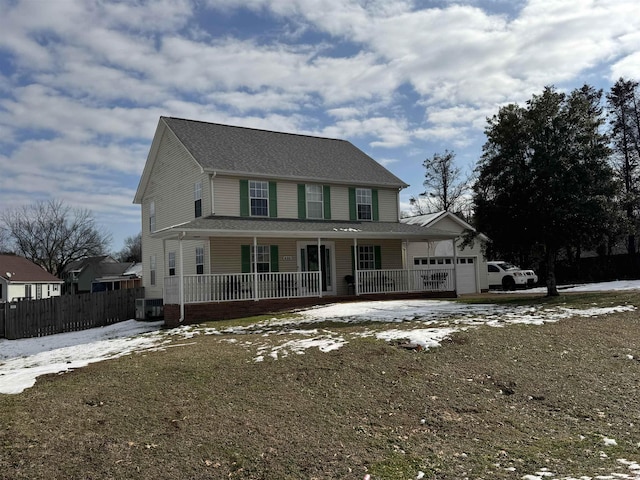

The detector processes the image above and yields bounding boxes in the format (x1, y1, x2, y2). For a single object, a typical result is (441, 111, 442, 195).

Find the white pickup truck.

(487, 261, 538, 290)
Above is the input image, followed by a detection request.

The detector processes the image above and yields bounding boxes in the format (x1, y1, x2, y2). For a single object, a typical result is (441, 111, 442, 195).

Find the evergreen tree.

(474, 85, 616, 296)
(607, 78, 640, 254)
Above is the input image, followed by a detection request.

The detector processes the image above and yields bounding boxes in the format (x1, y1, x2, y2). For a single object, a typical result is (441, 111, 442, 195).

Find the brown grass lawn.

(1, 292, 640, 479)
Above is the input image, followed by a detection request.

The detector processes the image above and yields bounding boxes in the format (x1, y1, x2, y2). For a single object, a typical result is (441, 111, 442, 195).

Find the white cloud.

(1, 0, 640, 249)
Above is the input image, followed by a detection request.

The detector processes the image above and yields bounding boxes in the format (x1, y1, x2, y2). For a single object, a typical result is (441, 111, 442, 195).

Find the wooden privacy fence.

(1, 287, 145, 340)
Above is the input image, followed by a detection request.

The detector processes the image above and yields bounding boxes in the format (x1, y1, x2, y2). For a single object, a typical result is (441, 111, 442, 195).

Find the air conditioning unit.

(135, 298, 164, 320)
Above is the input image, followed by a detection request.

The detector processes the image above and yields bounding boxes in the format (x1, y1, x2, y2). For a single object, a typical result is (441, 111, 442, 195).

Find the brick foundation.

(162, 291, 456, 328)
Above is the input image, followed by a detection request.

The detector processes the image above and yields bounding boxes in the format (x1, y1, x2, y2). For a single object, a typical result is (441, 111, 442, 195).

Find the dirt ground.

(1, 294, 639, 479)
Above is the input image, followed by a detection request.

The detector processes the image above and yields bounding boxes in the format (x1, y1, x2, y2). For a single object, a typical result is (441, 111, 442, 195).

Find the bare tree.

(116, 232, 142, 263)
(410, 150, 470, 216)
(2, 199, 112, 277)
(0, 226, 11, 253)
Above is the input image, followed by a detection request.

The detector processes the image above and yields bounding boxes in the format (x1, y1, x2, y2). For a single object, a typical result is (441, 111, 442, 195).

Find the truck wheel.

(502, 276, 516, 291)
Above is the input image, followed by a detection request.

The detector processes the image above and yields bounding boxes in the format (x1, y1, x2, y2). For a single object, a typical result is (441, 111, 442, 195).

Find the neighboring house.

(91, 262, 143, 292)
(134, 117, 463, 324)
(0, 254, 64, 302)
(64, 255, 136, 294)
(402, 212, 489, 294)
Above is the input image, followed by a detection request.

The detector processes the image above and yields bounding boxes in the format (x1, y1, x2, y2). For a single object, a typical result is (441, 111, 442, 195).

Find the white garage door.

(456, 258, 477, 294)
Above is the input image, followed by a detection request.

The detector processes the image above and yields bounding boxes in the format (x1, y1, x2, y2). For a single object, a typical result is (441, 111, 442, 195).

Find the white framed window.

(250, 180, 269, 216)
(252, 245, 271, 273)
(168, 251, 176, 276)
(149, 200, 156, 232)
(194, 182, 202, 218)
(306, 184, 323, 219)
(196, 247, 204, 274)
(356, 188, 372, 221)
(358, 245, 375, 270)
(150, 255, 156, 286)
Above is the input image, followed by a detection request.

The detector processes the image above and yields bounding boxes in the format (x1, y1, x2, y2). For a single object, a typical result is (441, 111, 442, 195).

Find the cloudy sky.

(1, 0, 639, 252)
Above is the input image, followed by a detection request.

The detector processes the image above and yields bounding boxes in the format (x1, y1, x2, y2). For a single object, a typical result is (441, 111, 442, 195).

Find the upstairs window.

(194, 182, 202, 218)
(356, 188, 372, 221)
(306, 185, 324, 219)
(149, 200, 156, 232)
(250, 180, 269, 217)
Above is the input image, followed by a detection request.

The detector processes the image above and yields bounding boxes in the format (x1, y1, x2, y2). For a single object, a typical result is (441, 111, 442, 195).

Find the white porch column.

(353, 238, 359, 295)
(403, 239, 410, 291)
(253, 236, 258, 301)
(317, 237, 323, 298)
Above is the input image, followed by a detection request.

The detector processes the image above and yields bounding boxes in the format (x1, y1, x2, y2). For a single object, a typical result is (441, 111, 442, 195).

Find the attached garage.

(402, 212, 488, 295)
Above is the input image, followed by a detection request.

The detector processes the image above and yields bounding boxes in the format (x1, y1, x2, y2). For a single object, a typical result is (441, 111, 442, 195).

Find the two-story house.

(134, 117, 462, 325)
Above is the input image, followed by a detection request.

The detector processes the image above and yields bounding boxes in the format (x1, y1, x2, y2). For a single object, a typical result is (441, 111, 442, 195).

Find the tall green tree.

(474, 85, 616, 296)
(607, 78, 640, 254)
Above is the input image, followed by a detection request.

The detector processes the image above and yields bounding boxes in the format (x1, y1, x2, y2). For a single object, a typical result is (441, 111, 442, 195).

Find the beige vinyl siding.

(209, 237, 298, 273)
(333, 238, 403, 295)
(211, 176, 398, 222)
(213, 176, 240, 216)
(141, 128, 207, 298)
(214, 177, 298, 218)
(276, 182, 297, 218)
(162, 240, 208, 275)
(330, 185, 350, 220)
(377, 188, 399, 221)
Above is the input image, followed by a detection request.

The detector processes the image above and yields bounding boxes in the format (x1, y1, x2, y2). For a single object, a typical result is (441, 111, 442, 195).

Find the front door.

(298, 242, 334, 294)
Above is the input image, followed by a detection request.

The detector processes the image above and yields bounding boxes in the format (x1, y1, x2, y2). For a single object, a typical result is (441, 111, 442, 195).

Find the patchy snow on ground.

(1, 280, 638, 395)
(1, 279, 639, 479)
(0, 320, 164, 394)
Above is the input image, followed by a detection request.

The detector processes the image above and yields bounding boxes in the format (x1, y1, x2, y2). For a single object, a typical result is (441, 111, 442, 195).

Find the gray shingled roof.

(152, 216, 460, 241)
(163, 117, 408, 188)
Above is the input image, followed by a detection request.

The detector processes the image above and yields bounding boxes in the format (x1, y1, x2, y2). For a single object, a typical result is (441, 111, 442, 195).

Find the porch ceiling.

(151, 215, 460, 241)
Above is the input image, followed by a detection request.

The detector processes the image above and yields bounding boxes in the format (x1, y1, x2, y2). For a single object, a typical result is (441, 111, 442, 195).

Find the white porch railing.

(164, 272, 322, 304)
(165, 268, 455, 304)
(356, 268, 454, 294)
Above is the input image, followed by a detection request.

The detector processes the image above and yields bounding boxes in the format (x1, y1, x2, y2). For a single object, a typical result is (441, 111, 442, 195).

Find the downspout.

(179, 232, 185, 323)
(210, 171, 216, 214)
(317, 237, 323, 298)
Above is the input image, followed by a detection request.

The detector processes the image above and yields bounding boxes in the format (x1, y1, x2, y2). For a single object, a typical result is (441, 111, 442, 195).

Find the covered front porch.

(153, 216, 461, 324)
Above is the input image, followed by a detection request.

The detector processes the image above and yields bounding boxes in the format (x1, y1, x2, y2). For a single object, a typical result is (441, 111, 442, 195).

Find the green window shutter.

(240, 180, 249, 217)
(348, 187, 357, 221)
(241, 245, 251, 273)
(374, 245, 382, 269)
(269, 181, 278, 218)
(372, 189, 379, 221)
(270, 245, 279, 272)
(323, 185, 331, 220)
(297, 184, 306, 219)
